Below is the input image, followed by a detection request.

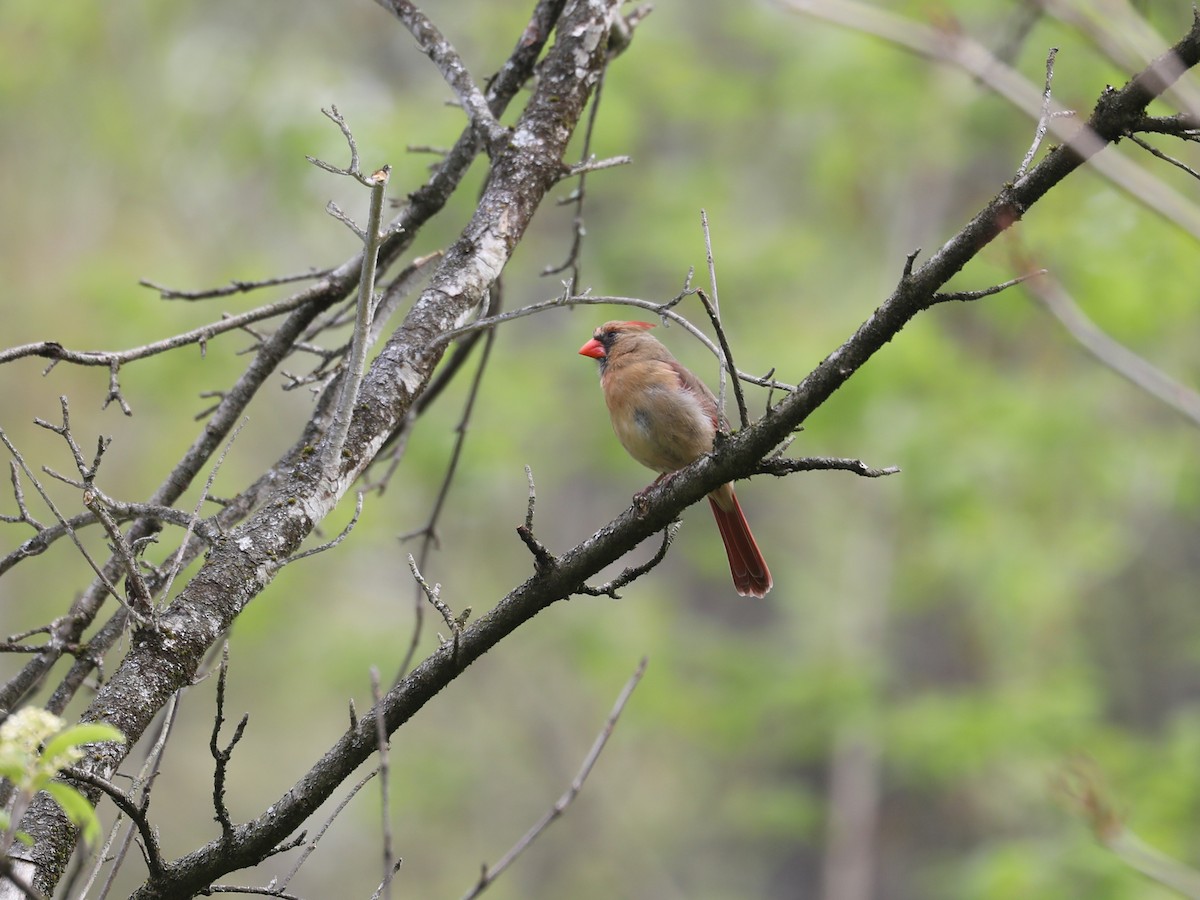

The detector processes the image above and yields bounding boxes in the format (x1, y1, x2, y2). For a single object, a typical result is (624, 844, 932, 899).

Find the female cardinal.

(578, 320, 772, 597)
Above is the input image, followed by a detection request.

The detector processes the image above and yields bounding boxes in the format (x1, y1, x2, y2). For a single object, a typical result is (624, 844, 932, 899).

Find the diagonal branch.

(373, 0, 510, 153)
(780, 0, 1200, 241)
(1018, 259, 1200, 428)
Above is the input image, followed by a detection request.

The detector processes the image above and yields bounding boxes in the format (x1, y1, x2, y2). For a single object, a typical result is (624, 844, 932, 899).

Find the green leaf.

(42, 723, 124, 763)
(44, 782, 102, 844)
(0, 760, 30, 783)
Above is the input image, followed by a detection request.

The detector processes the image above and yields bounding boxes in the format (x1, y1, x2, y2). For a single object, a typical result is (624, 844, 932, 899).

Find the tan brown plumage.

(579, 320, 772, 598)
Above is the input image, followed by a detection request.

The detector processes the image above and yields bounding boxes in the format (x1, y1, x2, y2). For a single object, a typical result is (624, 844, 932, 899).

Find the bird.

(578, 320, 772, 597)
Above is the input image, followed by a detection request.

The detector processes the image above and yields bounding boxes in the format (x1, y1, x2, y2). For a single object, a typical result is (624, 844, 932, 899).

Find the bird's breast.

(605, 381, 714, 474)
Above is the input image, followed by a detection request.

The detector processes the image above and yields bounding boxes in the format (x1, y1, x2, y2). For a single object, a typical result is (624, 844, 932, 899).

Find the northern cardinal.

(578, 320, 772, 597)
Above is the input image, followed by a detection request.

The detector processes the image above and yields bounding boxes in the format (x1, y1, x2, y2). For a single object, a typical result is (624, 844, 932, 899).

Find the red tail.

(707, 487, 772, 598)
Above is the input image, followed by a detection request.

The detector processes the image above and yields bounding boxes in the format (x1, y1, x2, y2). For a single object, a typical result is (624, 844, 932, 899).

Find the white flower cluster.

(0, 707, 81, 780)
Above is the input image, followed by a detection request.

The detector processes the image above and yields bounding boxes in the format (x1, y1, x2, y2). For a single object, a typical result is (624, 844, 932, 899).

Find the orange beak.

(578, 338, 605, 359)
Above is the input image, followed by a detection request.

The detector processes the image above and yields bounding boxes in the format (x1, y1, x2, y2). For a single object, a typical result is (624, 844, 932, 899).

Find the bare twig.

(432, 292, 797, 394)
(1, 461, 45, 530)
(696, 285, 749, 430)
(1017, 259, 1200, 428)
(515, 466, 555, 574)
(369, 668, 396, 900)
(60, 768, 165, 879)
(523, 464, 537, 533)
(305, 106, 373, 185)
(0, 294, 317, 370)
(927, 270, 1046, 305)
(0, 500, 213, 580)
(140, 268, 332, 301)
(88, 691, 184, 900)
(697, 210, 734, 419)
(0, 427, 128, 616)
(326, 163, 391, 466)
(157, 419, 246, 610)
(406, 555, 470, 655)
(1125, 131, 1200, 181)
(543, 71, 611, 283)
(575, 523, 681, 598)
(462, 656, 650, 900)
(275, 767, 379, 891)
(564, 154, 633, 177)
(81, 487, 154, 624)
(210, 645, 248, 842)
(277, 492, 364, 568)
(372, 0, 509, 153)
(754, 456, 901, 479)
(393, 313, 497, 684)
(1017, 47, 1067, 179)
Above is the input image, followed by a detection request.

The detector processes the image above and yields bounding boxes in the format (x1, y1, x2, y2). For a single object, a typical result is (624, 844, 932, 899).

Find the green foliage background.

(1, 1, 1199, 897)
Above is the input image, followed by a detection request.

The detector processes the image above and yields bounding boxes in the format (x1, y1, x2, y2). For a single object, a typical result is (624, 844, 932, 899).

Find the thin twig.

(157, 419, 246, 610)
(139, 268, 332, 301)
(432, 291, 797, 394)
(0, 500, 214, 580)
(697, 210, 732, 418)
(81, 487, 154, 624)
(89, 691, 183, 900)
(278, 492, 364, 568)
(406, 555, 470, 659)
(393, 316, 497, 684)
(0, 428, 127, 616)
(1, 461, 45, 530)
(1125, 131, 1200, 181)
(928, 270, 1046, 305)
(515, 466, 555, 574)
(61, 768, 165, 879)
(275, 768, 379, 891)
(754, 456, 901, 478)
(1017, 47, 1064, 179)
(462, 656, 650, 900)
(1018, 259, 1200, 428)
(575, 523, 681, 598)
(305, 106, 371, 185)
(328, 167, 391, 462)
(543, 71, 610, 283)
(369, 668, 396, 900)
(523, 464, 537, 533)
(696, 288, 749, 430)
(373, 0, 509, 153)
(0, 294, 318, 369)
(210, 645, 248, 843)
(564, 154, 633, 177)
